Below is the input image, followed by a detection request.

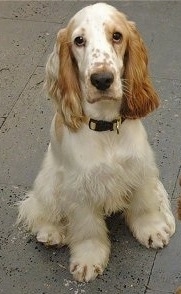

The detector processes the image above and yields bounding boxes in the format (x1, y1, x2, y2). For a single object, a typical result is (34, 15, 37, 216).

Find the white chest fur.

(50, 119, 153, 214)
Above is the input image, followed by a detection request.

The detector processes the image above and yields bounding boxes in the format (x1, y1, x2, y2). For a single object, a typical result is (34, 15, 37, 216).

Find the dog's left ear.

(44, 28, 84, 131)
(121, 22, 159, 119)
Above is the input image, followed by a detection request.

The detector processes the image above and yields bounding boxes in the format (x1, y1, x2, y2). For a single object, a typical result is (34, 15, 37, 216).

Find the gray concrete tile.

(145, 199, 181, 294)
(173, 169, 181, 200)
(146, 290, 172, 294)
(148, 2, 181, 80)
(0, 1, 74, 23)
(0, 118, 5, 128)
(0, 66, 53, 186)
(37, 42, 56, 68)
(0, 185, 156, 294)
(0, 18, 59, 118)
(143, 78, 181, 197)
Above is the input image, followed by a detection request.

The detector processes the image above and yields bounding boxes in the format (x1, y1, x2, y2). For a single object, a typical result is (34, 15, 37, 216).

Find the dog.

(18, 3, 175, 282)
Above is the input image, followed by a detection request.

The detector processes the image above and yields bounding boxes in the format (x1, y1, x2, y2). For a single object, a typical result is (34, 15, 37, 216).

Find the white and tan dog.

(18, 3, 175, 282)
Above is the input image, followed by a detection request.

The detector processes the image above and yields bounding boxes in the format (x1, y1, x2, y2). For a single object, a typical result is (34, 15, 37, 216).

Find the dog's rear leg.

(18, 193, 67, 246)
(17, 148, 67, 246)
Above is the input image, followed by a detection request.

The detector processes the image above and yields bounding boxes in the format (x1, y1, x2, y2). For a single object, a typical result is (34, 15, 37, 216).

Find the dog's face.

(45, 3, 159, 130)
(69, 4, 129, 104)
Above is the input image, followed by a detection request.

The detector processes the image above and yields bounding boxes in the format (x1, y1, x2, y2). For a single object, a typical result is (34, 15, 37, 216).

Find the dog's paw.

(70, 262, 103, 282)
(36, 225, 66, 246)
(135, 221, 171, 249)
(69, 239, 110, 282)
(131, 213, 175, 249)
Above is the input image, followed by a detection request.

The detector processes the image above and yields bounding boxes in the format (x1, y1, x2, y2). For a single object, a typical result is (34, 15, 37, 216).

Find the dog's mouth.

(87, 96, 120, 104)
(82, 77, 123, 105)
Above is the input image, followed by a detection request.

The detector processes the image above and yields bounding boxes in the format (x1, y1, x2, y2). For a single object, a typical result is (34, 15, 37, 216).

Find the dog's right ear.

(44, 28, 84, 131)
(121, 22, 159, 119)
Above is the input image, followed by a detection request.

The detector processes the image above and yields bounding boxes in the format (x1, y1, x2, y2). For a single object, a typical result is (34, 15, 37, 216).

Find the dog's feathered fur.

(18, 3, 175, 282)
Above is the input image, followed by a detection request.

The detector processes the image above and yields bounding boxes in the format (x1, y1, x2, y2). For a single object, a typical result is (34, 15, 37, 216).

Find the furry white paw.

(130, 213, 175, 249)
(69, 239, 109, 282)
(36, 225, 66, 246)
(70, 262, 103, 282)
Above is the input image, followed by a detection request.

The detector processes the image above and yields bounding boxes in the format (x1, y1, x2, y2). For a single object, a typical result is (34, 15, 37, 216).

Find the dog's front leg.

(67, 206, 110, 282)
(125, 179, 175, 248)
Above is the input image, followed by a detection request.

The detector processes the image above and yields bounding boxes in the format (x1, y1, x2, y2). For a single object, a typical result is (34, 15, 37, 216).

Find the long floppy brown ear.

(44, 28, 83, 131)
(121, 22, 159, 119)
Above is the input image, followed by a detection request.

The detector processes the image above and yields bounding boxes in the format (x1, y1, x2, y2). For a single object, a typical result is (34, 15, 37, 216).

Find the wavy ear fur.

(44, 28, 83, 131)
(121, 22, 159, 119)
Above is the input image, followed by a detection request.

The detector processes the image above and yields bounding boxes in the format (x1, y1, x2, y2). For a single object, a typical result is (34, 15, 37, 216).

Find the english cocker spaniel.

(18, 3, 175, 282)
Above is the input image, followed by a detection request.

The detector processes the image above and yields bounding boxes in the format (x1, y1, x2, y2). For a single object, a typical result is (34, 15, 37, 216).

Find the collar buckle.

(116, 120, 120, 134)
(89, 119, 97, 131)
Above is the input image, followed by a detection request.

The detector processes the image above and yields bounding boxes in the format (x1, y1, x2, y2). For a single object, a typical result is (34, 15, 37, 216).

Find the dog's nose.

(90, 72, 114, 91)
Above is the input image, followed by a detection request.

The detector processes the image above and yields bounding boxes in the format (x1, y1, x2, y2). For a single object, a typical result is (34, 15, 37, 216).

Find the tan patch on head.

(104, 12, 129, 44)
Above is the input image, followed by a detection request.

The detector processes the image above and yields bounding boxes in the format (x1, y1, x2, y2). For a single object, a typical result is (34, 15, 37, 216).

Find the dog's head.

(45, 3, 159, 130)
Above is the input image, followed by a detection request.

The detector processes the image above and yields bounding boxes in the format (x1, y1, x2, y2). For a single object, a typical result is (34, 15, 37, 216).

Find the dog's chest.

(69, 130, 121, 169)
(62, 129, 142, 212)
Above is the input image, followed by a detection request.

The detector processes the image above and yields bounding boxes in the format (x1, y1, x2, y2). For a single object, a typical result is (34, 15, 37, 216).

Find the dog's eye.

(113, 32, 122, 43)
(74, 36, 86, 47)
